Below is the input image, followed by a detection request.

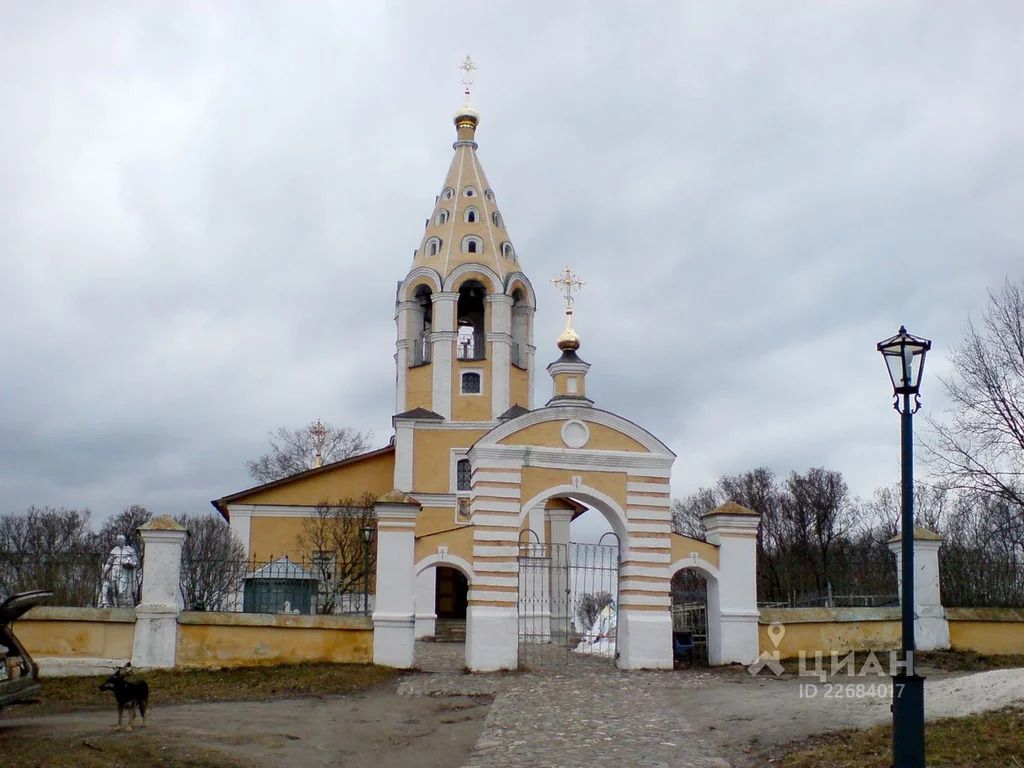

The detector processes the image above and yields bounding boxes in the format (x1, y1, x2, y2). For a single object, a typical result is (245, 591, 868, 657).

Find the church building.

(212, 81, 761, 671)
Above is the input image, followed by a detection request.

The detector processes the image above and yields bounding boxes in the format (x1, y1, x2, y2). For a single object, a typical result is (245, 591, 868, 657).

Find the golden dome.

(557, 312, 581, 351)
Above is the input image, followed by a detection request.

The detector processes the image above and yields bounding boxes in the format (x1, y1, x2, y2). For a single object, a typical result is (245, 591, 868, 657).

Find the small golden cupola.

(547, 266, 592, 406)
(394, 58, 535, 423)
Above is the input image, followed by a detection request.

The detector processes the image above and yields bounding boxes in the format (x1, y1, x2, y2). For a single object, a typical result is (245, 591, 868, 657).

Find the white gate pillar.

(132, 516, 187, 669)
(372, 491, 421, 668)
(888, 526, 949, 651)
(703, 502, 761, 665)
(414, 567, 437, 639)
(547, 506, 573, 640)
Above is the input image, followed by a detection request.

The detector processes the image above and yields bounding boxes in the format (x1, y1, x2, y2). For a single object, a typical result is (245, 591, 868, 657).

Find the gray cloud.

(0, 2, 1020, 521)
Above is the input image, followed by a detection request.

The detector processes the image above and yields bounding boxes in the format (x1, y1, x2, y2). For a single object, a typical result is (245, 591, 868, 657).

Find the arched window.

(461, 235, 483, 254)
(425, 237, 442, 257)
(511, 286, 530, 369)
(410, 284, 433, 366)
(456, 280, 486, 360)
(463, 186, 476, 197)
(492, 212, 503, 228)
(442, 187, 455, 200)
(461, 371, 481, 394)
(456, 459, 471, 491)
(501, 242, 515, 259)
(484, 189, 495, 202)
(435, 210, 449, 225)
(465, 207, 478, 223)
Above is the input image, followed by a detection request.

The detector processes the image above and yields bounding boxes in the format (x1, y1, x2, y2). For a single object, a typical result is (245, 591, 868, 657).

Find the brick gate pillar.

(372, 491, 421, 668)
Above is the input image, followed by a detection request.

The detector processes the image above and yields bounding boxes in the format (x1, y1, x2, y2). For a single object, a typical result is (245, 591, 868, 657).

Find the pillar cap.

(376, 489, 421, 506)
(703, 501, 759, 518)
(888, 525, 943, 543)
(138, 515, 187, 533)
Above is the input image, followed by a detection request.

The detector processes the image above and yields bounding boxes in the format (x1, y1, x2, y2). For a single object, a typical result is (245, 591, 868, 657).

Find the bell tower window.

(456, 280, 486, 360)
(465, 207, 478, 223)
(410, 284, 433, 367)
(511, 287, 530, 369)
(425, 237, 442, 257)
(461, 235, 483, 254)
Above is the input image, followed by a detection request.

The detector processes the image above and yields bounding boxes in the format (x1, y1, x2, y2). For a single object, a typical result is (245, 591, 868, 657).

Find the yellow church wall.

(405, 362, 433, 411)
(553, 372, 585, 398)
(413, 428, 487, 492)
(669, 534, 720, 570)
(509, 365, 529, 409)
(500, 420, 648, 453)
(176, 612, 372, 668)
(451, 361, 492, 421)
(758, 608, 902, 658)
(248, 517, 306, 562)
(239, 450, 395, 506)
(416, 505, 465, 537)
(519, 467, 627, 511)
(415, 526, 474, 566)
(18, 607, 135, 662)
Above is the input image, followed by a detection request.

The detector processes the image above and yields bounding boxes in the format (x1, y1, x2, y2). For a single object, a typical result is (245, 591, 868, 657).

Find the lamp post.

(360, 526, 375, 615)
(877, 325, 931, 768)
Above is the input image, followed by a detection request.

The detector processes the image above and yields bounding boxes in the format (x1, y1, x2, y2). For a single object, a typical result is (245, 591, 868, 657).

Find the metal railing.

(410, 334, 431, 366)
(179, 554, 374, 615)
(456, 333, 486, 361)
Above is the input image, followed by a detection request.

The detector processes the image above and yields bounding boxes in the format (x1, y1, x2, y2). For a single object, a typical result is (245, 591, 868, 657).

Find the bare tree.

(927, 277, 1024, 513)
(670, 486, 719, 541)
(294, 493, 377, 614)
(575, 590, 613, 631)
(245, 421, 374, 484)
(784, 468, 853, 594)
(0, 506, 96, 605)
(176, 512, 248, 611)
(92, 504, 152, 557)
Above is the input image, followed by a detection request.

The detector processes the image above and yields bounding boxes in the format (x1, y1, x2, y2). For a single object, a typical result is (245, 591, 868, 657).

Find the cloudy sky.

(1, 2, 1021, 526)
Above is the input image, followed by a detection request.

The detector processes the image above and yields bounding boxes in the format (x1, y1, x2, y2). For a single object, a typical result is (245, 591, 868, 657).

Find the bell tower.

(394, 60, 535, 423)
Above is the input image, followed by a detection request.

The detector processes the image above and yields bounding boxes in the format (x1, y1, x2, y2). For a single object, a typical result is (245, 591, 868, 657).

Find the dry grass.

(736, 648, 1024, 677)
(775, 705, 1024, 767)
(1, 732, 252, 768)
(8, 662, 399, 718)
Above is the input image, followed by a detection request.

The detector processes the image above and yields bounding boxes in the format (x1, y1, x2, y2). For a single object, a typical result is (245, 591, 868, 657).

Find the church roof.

(410, 104, 521, 286)
(393, 407, 445, 422)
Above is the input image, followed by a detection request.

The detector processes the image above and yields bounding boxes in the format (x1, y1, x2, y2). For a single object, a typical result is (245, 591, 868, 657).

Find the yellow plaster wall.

(416, 505, 463, 537)
(451, 360, 492, 421)
(412, 428, 487, 492)
(415, 526, 474, 566)
(758, 608, 903, 658)
(249, 516, 307, 562)
(519, 467, 627, 511)
(17, 608, 135, 659)
(509, 366, 529, 410)
(553, 372, 585, 398)
(176, 613, 372, 668)
(947, 609, 1024, 655)
(500, 421, 648, 453)
(669, 534, 720, 570)
(240, 450, 395, 506)
(406, 363, 433, 411)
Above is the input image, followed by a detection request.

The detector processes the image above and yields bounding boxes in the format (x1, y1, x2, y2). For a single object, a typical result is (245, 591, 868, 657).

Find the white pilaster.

(131, 516, 187, 669)
(488, 294, 514, 419)
(617, 606, 673, 669)
(430, 292, 457, 420)
(547, 507, 573, 639)
(414, 567, 437, 639)
(703, 503, 762, 666)
(888, 529, 950, 651)
(226, 505, 252, 559)
(393, 422, 414, 491)
(466, 604, 518, 671)
(372, 496, 420, 668)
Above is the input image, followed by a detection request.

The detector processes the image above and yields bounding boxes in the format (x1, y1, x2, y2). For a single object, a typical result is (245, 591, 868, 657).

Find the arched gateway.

(213, 88, 762, 673)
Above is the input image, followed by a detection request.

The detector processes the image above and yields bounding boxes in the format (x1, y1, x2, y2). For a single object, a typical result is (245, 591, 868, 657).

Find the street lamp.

(360, 526, 375, 615)
(877, 325, 931, 768)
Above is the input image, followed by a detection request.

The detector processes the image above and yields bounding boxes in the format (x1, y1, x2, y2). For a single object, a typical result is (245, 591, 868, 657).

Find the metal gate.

(518, 540, 620, 668)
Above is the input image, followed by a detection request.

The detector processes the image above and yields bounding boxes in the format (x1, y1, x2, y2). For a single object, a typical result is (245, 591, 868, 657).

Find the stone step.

(434, 619, 466, 642)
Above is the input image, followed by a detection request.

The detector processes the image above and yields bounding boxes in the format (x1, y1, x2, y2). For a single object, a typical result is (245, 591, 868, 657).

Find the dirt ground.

(0, 685, 492, 768)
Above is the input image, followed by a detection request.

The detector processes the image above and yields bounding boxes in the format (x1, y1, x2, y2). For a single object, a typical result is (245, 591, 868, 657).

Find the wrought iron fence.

(757, 591, 899, 609)
(0, 552, 130, 607)
(411, 333, 431, 366)
(179, 554, 374, 616)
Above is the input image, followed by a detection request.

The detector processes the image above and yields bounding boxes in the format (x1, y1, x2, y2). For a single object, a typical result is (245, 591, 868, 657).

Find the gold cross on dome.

(311, 419, 327, 468)
(459, 56, 476, 99)
(551, 266, 584, 312)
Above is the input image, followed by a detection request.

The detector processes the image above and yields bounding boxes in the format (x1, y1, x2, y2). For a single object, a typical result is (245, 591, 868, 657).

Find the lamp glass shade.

(360, 526, 374, 544)
(877, 326, 931, 396)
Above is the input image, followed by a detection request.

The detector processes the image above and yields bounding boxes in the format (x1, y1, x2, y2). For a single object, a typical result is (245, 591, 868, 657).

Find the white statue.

(99, 534, 139, 608)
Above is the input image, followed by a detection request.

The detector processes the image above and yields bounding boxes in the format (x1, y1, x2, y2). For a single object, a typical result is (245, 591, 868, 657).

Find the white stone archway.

(413, 554, 475, 639)
(669, 557, 722, 666)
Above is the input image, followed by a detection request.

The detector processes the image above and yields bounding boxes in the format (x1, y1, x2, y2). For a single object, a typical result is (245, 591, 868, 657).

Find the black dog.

(99, 663, 148, 732)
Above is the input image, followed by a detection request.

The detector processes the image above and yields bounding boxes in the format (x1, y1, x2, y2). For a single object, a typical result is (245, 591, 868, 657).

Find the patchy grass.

(9, 662, 399, 717)
(722, 648, 1024, 678)
(0, 732, 251, 768)
(775, 705, 1024, 767)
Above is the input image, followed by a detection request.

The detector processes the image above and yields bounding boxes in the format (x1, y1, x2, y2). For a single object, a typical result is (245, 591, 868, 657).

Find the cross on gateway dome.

(459, 56, 476, 103)
(551, 266, 584, 311)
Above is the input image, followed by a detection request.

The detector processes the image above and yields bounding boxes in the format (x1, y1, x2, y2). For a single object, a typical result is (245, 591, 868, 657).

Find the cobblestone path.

(401, 643, 732, 768)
